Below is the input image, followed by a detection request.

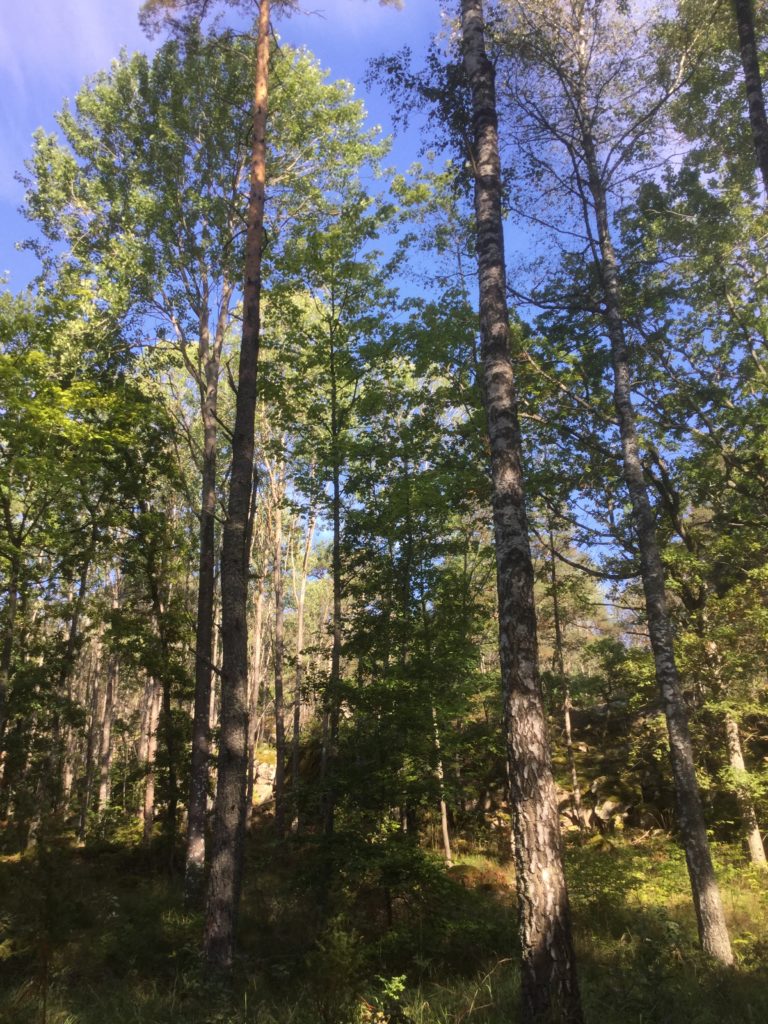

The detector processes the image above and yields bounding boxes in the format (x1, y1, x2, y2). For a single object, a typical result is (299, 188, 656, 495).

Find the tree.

(731, 0, 768, 194)
(460, 3, 583, 1020)
(494, 0, 734, 964)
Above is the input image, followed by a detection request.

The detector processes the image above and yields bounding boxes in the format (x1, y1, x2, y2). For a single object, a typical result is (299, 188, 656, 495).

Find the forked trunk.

(461, 4, 583, 1020)
(204, 0, 271, 970)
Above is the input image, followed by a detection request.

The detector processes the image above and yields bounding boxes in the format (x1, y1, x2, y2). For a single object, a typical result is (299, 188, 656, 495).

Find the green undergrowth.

(0, 825, 765, 1024)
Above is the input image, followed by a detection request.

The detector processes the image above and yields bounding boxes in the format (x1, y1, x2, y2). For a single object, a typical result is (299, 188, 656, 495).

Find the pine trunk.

(246, 580, 265, 815)
(204, 0, 270, 970)
(461, 4, 583, 1020)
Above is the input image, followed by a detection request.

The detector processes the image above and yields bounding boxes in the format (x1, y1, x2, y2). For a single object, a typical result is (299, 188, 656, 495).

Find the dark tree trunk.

(186, 284, 233, 903)
(271, 478, 286, 837)
(204, 0, 270, 970)
(0, 562, 18, 744)
(97, 656, 116, 815)
(461, 4, 583, 1021)
(732, 0, 768, 195)
(78, 655, 101, 841)
(578, 108, 733, 964)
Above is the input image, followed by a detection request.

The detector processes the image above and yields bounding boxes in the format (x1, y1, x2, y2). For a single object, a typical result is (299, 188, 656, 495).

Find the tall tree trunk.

(57, 548, 94, 811)
(322, 341, 343, 836)
(0, 550, 20, 809)
(431, 706, 453, 867)
(78, 654, 101, 840)
(461, 4, 583, 1020)
(142, 678, 162, 843)
(723, 713, 766, 866)
(577, 101, 733, 964)
(97, 656, 116, 815)
(186, 285, 233, 902)
(548, 526, 584, 834)
(732, 0, 768, 195)
(144, 540, 178, 840)
(291, 512, 315, 830)
(271, 480, 286, 837)
(246, 578, 265, 815)
(204, 0, 270, 970)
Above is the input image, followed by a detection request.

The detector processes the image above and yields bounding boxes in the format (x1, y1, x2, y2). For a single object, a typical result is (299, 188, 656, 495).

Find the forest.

(0, 0, 767, 1021)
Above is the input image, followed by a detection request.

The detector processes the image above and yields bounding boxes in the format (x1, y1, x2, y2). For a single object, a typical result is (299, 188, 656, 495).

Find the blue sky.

(0, 0, 445, 290)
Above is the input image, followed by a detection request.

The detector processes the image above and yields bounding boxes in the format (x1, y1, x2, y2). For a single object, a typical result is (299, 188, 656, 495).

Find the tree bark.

(142, 678, 162, 843)
(0, 526, 21, 750)
(270, 472, 287, 837)
(186, 283, 233, 902)
(732, 0, 768, 196)
(548, 526, 584, 834)
(724, 713, 766, 866)
(78, 653, 101, 840)
(322, 336, 343, 836)
(97, 656, 116, 815)
(246, 578, 265, 815)
(432, 706, 453, 867)
(204, 0, 271, 970)
(461, 4, 583, 1020)
(291, 512, 315, 830)
(577, 98, 733, 964)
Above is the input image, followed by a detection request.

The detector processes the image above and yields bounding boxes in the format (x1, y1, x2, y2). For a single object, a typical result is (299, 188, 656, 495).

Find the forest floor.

(0, 824, 766, 1024)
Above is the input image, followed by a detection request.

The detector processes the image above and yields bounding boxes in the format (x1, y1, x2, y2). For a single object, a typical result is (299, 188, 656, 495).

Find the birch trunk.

(431, 706, 453, 867)
(548, 527, 584, 833)
(204, 0, 270, 969)
(577, 96, 733, 965)
(461, 4, 583, 1019)
(724, 713, 766, 866)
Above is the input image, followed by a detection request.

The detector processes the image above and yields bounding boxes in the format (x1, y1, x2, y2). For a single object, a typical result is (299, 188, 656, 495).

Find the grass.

(0, 825, 765, 1023)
